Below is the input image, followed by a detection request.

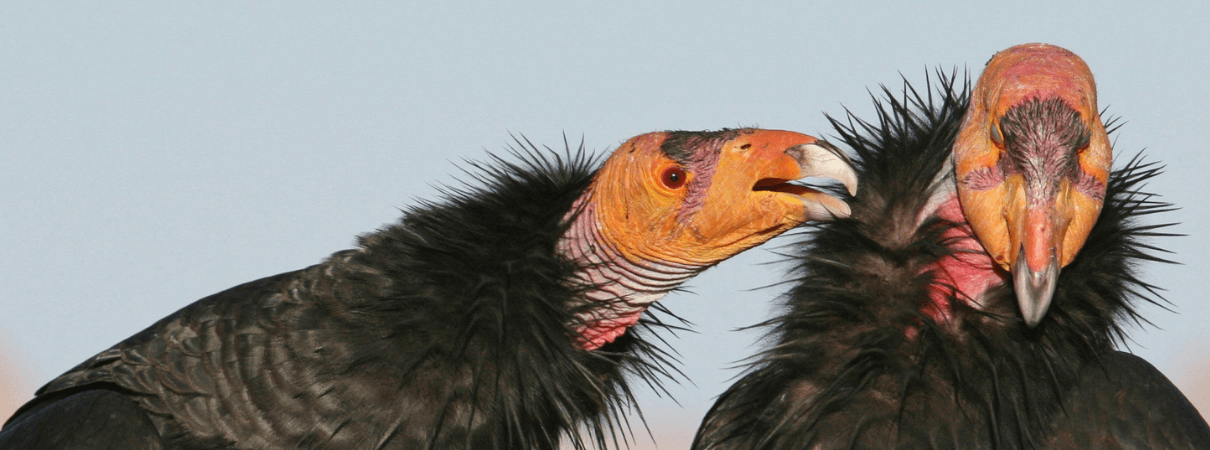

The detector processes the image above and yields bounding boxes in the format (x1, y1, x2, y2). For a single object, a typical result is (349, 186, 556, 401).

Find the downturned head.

(953, 43, 1111, 326)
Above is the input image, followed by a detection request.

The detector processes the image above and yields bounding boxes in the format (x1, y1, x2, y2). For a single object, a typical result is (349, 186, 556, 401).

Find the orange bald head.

(587, 128, 857, 268)
(953, 43, 1112, 326)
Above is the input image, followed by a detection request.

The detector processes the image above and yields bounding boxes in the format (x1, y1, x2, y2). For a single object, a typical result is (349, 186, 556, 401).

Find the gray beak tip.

(1013, 250, 1059, 328)
(790, 141, 859, 197)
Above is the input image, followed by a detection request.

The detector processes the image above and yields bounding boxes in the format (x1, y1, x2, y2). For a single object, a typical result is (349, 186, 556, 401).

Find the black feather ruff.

(10, 138, 684, 450)
(692, 71, 1176, 450)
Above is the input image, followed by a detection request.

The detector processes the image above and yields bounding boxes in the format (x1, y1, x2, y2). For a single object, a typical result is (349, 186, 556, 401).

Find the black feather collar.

(323, 138, 687, 449)
(694, 72, 1174, 450)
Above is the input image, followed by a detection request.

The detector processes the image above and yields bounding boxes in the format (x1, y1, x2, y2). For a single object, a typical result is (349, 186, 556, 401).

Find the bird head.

(587, 128, 858, 270)
(953, 43, 1112, 326)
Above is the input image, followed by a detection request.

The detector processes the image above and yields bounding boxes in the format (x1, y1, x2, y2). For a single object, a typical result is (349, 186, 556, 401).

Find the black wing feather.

(1044, 351, 1210, 450)
(0, 389, 167, 450)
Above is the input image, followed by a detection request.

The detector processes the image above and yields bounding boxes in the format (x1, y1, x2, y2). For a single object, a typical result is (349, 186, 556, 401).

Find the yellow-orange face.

(586, 129, 857, 268)
(952, 43, 1112, 324)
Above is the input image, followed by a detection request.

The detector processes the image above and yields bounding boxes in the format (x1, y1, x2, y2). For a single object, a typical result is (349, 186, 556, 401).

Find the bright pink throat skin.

(574, 313, 644, 351)
(922, 196, 1009, 327)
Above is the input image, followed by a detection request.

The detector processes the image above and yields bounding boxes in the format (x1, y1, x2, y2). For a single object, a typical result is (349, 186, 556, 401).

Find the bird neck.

(557, 194, 701, 350)
(916, 172, 1008, 330)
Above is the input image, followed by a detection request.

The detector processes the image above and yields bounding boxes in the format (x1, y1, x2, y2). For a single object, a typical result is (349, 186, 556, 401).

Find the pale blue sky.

(3, 2, 1208, 448)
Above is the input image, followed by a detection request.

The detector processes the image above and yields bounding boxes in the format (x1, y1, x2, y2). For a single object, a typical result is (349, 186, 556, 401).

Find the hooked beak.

(680, 129, 857, 259)
(749, 136, 858, 222)
(782, 140, 859, 220)
(1013, 244, 1059, 326)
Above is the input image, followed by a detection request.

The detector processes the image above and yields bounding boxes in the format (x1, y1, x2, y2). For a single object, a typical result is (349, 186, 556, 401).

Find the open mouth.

(753, 178, 831, 197)
(754, 176, 855, 220)
(749, 141, 859, 221)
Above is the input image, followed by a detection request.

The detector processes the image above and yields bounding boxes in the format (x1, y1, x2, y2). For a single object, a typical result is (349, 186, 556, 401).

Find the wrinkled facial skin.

(590, 129, 856, 268)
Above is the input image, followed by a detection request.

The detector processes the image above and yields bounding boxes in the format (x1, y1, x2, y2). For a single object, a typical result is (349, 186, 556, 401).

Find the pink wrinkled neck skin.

(573, 313, 645, 351)
(558, 197, 700, 351)
(918, 195, 1008, 332)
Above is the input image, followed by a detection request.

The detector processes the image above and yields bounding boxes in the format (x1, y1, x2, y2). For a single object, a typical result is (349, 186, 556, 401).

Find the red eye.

(661, 166, 687, 189)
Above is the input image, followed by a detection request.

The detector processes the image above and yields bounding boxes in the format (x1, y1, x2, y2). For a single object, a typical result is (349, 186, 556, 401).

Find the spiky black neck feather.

(694, 73, 1173, 450)
(328, 141, 683, 449)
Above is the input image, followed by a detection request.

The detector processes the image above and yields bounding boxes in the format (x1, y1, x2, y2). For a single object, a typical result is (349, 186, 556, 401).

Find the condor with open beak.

(585, 129, 857, 270)
(568, 129, 858, 349)
(953, 43, 1112, 326)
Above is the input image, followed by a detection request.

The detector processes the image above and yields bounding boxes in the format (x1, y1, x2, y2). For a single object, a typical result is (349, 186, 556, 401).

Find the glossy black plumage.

(692, 74, 1210, 450)
(0, 143, 678, 450)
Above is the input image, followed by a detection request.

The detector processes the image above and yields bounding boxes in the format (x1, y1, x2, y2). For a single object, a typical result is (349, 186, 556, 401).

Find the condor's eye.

(661, 166, 687, 189)
(989, 123, 1005, 147)
(1074, 129, 1091, 152)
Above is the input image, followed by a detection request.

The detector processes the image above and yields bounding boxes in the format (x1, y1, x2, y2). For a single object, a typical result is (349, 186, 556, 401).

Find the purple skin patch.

(962, 166, 1004, 191)
(668, 131, 738, 223)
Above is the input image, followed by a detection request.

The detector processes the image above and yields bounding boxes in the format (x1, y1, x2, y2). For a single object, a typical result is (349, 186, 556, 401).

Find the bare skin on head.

(952, 43, 1112, 326)
(561, 129, 858, 349)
